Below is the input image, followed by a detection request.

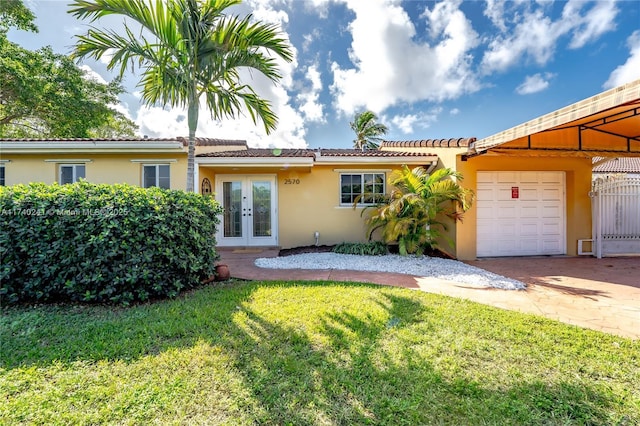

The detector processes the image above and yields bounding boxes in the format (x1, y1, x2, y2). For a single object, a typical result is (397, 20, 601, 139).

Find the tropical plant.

(0, 0, 37, 32)
(350, 110, 388, 150)
(0, 0, 137, 138)
(69, 0, 293, 191)
(333, 241, 388, 256)
(359, 165, 473, 255)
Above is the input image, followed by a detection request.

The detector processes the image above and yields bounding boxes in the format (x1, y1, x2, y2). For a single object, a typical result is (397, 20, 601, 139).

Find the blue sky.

(10, 0, 640, 148)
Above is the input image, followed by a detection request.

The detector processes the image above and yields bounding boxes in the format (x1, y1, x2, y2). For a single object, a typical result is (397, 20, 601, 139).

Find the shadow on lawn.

(0, 281, 626, 424)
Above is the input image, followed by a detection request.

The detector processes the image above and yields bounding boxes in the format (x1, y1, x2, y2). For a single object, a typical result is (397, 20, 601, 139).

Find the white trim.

(0, 141, 184, 154)
(333, 168, 392, 172)
(59, 164, 86, 184)
(196, 157, 313, 167)
(45, 159, 92, 163)
(338, 171, 386, 207)
(141, 164, 171, 189)
(0, 160, 11, 163)
(316, 155, 437, 165)
(215, 174, 278, 247)
(474, 78, 640, 151)
(194, 163, 200, 194)
(130, 159, 178, 163)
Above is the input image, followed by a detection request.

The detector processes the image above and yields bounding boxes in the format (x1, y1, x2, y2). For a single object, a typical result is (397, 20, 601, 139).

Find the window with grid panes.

(340, 173, 385, 205)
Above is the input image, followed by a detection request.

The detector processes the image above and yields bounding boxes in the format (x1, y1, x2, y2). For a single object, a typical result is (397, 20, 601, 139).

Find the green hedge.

(0, 181, 223, 305)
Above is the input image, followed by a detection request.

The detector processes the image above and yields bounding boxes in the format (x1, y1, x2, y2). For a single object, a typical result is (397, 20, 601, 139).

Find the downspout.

(425, 160, 438, 174)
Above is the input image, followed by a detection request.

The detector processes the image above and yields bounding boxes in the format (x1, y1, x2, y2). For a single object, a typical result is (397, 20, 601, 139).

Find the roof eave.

(473, 78, 640, 152)
(195, 157, 314, 167)
(0, 141, 185, 153)
(314, 155, 438, 165)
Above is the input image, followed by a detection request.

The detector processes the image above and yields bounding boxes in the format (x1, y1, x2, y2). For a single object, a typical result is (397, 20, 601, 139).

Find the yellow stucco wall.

(455, 155, 593, 260)
(1, 153, 188, 190)
(381, 146, 469, 256)
(199, 165, 407, 248)
(4, 147, 593, 258)
(382, 147, 593, 260)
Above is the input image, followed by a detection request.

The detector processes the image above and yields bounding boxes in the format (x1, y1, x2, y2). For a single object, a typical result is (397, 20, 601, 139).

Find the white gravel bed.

(255, 253, 526, 290)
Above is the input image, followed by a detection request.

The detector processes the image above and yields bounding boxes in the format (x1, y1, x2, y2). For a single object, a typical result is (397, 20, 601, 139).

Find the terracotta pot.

(214, 264, 231, 281)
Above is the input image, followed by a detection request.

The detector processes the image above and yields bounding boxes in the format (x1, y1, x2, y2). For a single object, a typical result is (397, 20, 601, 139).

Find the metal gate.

(591, 176, 640, 258)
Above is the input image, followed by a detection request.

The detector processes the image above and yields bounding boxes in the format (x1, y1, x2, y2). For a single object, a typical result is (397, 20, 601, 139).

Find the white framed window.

(340, 172, 385, 205)
(0, 165, 5, 186)
(143, 164, 170, 189)
(59, 164, 85, 184)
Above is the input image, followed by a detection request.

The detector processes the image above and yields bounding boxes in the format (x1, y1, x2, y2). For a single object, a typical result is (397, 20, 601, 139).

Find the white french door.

(215, 175, 278, 246)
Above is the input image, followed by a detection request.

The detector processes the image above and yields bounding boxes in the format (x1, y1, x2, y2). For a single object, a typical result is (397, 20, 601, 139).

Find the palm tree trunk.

(186, 96, 199, 192)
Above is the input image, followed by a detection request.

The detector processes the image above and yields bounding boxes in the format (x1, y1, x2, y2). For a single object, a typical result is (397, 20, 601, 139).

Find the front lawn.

(1, 281, 638, 425)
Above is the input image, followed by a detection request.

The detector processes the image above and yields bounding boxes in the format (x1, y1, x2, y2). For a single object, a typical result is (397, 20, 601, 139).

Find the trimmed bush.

(0, 181, 223, 305)
(332, 241, 388, 256)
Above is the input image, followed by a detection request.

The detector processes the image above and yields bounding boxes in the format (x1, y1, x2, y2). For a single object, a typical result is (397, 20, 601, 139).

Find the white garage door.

(477, 171, 566, 257)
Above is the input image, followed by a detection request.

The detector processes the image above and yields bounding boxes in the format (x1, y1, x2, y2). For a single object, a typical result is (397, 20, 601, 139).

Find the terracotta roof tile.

(318, 149, 435, 157)
(197, 148, 437, 158)
(197, 148, 316, 158)
(593, 157, 640, 173)
(177, 137, 247, 147)
(0, 137, 178, 142)
(381, 138, 476, 148)
(0, 137, 248, 147)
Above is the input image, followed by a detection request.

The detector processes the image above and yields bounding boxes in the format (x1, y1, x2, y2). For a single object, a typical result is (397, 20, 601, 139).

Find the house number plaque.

(284, 178, 300, 184)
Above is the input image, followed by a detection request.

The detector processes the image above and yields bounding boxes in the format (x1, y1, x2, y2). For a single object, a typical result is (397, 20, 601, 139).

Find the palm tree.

(350, 110, 388, 150)
(69, 0, 293, 192)
(360, 165, 473, 255)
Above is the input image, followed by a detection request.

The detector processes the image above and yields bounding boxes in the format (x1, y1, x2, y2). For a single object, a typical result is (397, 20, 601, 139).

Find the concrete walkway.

(218, 248, 640, 340)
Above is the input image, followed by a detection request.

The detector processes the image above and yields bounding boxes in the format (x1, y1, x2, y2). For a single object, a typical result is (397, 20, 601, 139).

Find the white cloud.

(98, 48, 116, 66)
(296, 64, 325, 123)
(302, 29, 321, 53)
(450, 108, 460, 115)
(79, 64, 108, 84)
(136, 63, 308, 148)
(481, 9, 561, 73)
(483, 0, 507, 32)
(300, 0, 332, 19)
(389, 108, 441, 134)
(481, 1, 618, 74)
(136, 101, 307, 149)
(246, 0, 289, 26)
(568, 0, 618, 49)
(330, 0, 480, 116)
(79, 64, 135, 120)
(391, 114, 418, 134)
(604, 30, 640, 89)
(516, 73, 554, 95)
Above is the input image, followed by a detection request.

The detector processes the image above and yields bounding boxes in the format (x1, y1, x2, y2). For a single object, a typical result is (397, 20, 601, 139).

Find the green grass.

(1, 281, 638, 425)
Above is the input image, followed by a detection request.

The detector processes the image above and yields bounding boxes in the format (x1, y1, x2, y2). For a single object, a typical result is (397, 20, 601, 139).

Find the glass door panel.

(216, 175, 277, 246)
(252, 181, 272, 238)
(222, 181, 242, 238)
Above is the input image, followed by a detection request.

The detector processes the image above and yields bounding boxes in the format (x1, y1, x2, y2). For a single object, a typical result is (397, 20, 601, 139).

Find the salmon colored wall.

(200, 165, 408, 248)
(1, 153, 188, 190)
(455, 155, 593, 260)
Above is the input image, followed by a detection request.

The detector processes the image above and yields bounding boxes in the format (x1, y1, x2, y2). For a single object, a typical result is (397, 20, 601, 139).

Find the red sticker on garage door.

(511, 187, 519, 198)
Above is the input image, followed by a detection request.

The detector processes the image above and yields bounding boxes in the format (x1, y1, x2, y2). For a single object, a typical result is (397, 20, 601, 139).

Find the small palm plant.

(359, 165, 473, 255)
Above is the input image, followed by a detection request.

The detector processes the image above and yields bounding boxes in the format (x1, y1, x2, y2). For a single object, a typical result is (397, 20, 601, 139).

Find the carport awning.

(470, 79, 640, 158)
